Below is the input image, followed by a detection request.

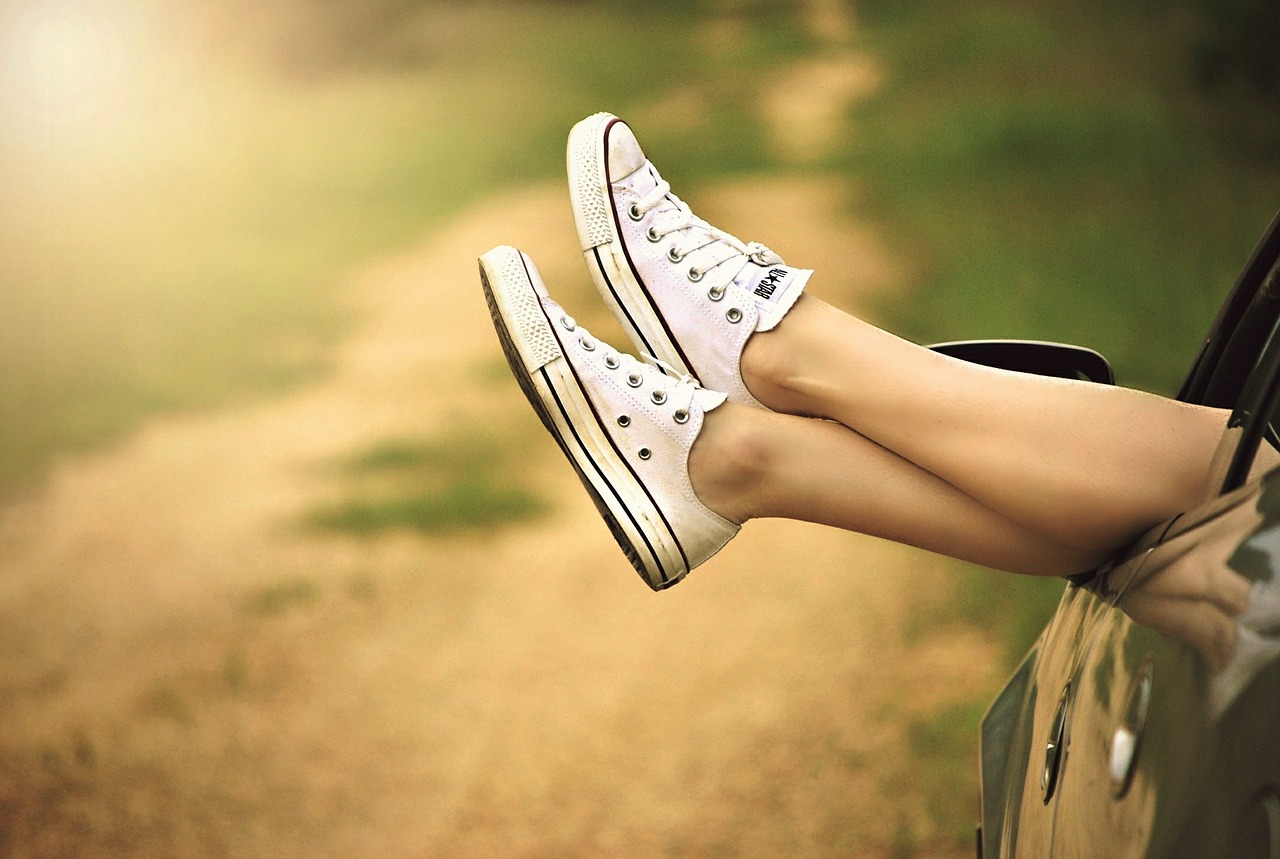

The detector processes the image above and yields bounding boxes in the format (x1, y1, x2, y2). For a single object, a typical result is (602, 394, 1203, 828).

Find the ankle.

(740, 300, 832, 417)
(688, 404, 776, 524)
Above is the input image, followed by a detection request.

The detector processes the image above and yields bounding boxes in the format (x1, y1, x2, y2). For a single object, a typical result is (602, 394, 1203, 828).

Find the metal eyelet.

(579, 336, 595, 351)
(604, 354, 619, 370)
(559, 316, 576, 331)
(617, 415, 631, 427)
(707, 285, 725, 302)
(627, 203, 643, 221)
(651, 389, 667, 405)
(673, 409, 689, 424)
(627, 373, 643, 388)
(667, 247, 683, 263)
(638, 447, 652, 460)
(687, 268, 703, 282)
(726, 308, 743, 324)
(646, 226, 661, 243)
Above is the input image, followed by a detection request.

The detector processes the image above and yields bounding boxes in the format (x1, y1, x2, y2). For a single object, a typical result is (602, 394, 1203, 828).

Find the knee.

(688, 409, 778, 520)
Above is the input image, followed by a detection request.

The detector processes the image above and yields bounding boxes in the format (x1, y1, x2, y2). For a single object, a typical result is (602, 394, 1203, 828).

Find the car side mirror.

(927, 339, 1115, 385)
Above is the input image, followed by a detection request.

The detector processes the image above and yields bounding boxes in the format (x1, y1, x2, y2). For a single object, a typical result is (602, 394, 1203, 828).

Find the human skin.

(687, 294, 1229, 576)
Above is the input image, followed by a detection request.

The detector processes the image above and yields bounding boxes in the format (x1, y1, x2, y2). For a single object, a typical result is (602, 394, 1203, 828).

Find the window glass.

(1223, 269, 1280, 491)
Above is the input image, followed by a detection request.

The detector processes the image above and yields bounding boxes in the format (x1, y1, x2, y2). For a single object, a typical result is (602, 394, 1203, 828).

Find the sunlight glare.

(1, 0, 129, 135)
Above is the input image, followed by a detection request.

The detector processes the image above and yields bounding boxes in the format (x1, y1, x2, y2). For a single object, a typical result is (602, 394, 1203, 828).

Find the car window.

(1180, 208, 1280, 408)
(1220, 262, 1280, 493)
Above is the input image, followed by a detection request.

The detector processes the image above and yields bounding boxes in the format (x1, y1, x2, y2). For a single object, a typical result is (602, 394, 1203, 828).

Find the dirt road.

(0, 178, 999, 858)
(0, 6, 1006, 856)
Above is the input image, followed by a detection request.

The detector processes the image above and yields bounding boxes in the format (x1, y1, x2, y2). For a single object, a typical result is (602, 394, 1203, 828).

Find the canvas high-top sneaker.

(568, 112, 812, 409)
(478, 245, 740, 590)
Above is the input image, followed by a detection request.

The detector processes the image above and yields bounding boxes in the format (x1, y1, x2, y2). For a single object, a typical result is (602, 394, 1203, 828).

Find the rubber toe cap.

(606, 121, 647, 182)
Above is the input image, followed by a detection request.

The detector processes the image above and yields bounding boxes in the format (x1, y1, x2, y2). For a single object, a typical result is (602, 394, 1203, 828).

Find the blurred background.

(1, 0, 1277, 855)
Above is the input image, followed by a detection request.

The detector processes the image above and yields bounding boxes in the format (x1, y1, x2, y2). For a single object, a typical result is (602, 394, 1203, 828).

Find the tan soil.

(0, 14, 1001, 854)
(0, 178, 997, 859)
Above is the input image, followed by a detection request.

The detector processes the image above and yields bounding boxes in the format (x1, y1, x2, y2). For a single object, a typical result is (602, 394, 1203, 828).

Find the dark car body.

(966, 210, 1280, 858)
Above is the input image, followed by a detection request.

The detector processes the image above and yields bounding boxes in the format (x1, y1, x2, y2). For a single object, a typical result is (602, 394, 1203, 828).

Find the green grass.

(304, 429, 550, 537)
(842, 0, 1280, 670)
(846, 0, 1280, 396)
(308, 481, 547, 536)
(837, 7, 1276, 840)
(906, 699, 990, 843)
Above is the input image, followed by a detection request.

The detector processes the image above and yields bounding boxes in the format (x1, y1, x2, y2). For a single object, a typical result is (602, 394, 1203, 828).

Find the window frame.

(1178, 208, 1280, 409)
(1174, 209, 1280, 496)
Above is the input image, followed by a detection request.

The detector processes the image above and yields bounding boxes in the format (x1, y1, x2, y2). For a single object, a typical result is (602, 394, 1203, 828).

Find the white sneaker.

(567, 112, 812, 409)
(478, 245, 740, 590)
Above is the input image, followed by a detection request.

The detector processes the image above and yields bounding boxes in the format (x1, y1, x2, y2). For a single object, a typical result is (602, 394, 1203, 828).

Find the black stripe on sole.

(478, 259, 684, 591)
(592, 245, 658, 360)
(597, 118, 700, 381)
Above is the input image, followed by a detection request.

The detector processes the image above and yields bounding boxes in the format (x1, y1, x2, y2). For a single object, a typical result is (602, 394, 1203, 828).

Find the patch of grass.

(847, 0, 1280, 395)
(844, 1, 1279, 830)
(240, 577, 321, 617)
(845, 0, 1279, 714)
(339, 435, 498, 475)
(924, 563, 1069, 670)
(905, 699, 989, 846)
(308, 479, 545, 535)
(306, 428, 549, 536)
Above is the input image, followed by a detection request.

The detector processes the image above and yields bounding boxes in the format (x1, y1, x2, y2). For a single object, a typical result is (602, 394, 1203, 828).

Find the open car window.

(1222, 265, 1280, 493)
(1203, 248, 1280, 495)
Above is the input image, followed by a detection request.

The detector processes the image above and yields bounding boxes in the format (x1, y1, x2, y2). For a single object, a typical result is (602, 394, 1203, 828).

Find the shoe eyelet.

(667, 247, 683, 263)
(726, 308, 743, 324)
(651, 389, 667, 405)
(646, 226, 661, 243)
(638, 447, 652, 461)
(627, 203, 643, 221)
(673, 408, 689, 424)
(604, 354, 619, 370)
(687, 268, 703, 283)
(707, 285, 725, 302)
(560, 316, 576, 331)
(627, 372, 643, 388)
(617, 415, 631, 427)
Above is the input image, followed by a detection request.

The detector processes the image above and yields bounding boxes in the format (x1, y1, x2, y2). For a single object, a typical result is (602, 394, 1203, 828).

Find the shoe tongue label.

(739, 264, 808, 313)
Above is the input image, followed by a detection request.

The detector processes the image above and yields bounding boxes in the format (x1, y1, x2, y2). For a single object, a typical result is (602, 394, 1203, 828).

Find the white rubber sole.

(478, 245, 690, 590)
(567, 112, 695, 382)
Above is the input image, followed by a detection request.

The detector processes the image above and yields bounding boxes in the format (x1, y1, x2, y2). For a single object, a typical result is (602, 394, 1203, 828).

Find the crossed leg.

(690, 403, 1113, 576)
(688, 295, 1230, 575)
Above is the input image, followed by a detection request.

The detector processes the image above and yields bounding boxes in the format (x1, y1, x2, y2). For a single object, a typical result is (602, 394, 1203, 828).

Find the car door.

(1046, 485, 1273, 858)
(979, 208, 1280, 859)
(1046, 219, 1280, 858)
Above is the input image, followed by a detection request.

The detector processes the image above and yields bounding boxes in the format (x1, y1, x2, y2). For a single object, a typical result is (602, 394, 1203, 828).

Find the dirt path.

(0, 183, 993, 859)
(0, 11, 1002, 858)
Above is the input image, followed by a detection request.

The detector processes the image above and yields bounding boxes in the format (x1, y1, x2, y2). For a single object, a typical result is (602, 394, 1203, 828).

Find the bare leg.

(740, 296, 1229, 551)
(689, 402, 1111, 576)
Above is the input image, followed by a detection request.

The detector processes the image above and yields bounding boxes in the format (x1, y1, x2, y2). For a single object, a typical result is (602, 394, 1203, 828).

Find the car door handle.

(1109, 658, 1153, 799)
(1042, 685, 1071, 803)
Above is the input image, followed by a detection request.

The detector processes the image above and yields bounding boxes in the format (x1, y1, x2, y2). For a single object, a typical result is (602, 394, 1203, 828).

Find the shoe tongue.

(734, 263, 812, 331)
(693, 387, 728, 412)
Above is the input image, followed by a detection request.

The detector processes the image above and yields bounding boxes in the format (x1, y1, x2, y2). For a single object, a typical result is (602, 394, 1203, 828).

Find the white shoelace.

(633, 176, 782, 284)
(610, 349, 700, 424)
(566, 315, 701, 424)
